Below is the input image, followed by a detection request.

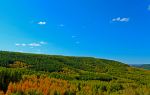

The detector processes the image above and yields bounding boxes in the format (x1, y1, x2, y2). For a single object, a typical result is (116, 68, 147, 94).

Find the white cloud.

(40, 41, 47, 45)
(15, 41, 48, 48)
(22, 44, 27, 46)
(15, 43, 26, 46)
(112, 17, 129, 22)
(38, 21, 47, 25)
(28, 43, 41, 47)
(15, 44, 21, 46)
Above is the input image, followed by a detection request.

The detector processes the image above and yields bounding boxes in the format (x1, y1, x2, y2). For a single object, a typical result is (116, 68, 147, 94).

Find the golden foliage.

(6, 75, 77, 95)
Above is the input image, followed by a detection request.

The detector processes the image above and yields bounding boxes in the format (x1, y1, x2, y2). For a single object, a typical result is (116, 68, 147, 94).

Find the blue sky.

(0, 0, 150, 64)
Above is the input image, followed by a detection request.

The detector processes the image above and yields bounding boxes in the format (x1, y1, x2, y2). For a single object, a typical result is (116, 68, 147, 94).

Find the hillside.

(0, 51, 130, 80)
(0, 51, 150, 95)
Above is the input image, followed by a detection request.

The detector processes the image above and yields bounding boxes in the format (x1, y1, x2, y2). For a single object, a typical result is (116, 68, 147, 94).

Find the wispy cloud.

(15, 43, 21, 46)
(38, 21, 47, 25)
(71, 35, 81, 46)
(112, 17, 129, 22)
(28, 43, 41, 47)
(15, 41, 48, 47)
(39, 41, 47, 45)
(15, 43, 27, 47)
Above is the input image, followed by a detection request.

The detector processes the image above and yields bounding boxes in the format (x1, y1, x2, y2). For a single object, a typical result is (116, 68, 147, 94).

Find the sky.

(0, 0, 150, 64)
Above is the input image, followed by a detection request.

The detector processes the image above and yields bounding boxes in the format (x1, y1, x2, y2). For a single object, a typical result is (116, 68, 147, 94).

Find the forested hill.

(1, 51, 150, 95)
(0, 51, 149, 83)
(0, 51, 129, 74)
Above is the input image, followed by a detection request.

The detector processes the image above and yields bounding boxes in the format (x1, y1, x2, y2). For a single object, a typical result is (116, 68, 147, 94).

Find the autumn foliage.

(6, 75, 77, 95)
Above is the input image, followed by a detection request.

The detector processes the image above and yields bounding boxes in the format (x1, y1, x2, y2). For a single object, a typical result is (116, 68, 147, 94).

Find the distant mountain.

(133, 64, 150, 70)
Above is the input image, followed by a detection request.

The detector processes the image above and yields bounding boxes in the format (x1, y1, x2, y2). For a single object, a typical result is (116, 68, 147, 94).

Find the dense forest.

(0, 51, 150, 95)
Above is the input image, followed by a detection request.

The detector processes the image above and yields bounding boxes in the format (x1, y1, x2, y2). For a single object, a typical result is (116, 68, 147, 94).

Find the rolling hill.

(0, 51, 150, 95)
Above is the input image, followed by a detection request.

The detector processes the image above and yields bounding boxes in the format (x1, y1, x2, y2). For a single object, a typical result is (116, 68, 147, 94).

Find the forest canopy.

(0, 51, 150, 95)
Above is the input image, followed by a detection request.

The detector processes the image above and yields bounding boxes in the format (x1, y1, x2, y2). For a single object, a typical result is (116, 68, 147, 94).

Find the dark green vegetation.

(0, 51, 150, 95)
